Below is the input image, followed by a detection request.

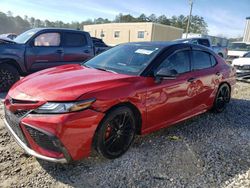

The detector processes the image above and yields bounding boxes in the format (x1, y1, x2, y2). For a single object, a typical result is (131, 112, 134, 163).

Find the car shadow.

(37, 98, 250, 187)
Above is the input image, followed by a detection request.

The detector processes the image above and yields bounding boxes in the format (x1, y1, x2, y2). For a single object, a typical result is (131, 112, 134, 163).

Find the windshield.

(84, 44, 162, 75)
(14, 29, 40, 44)
(228, 43, 250, 51)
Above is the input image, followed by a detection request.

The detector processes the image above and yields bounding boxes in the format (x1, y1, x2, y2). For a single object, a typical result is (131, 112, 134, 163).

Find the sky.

(0, 0, 249, 38)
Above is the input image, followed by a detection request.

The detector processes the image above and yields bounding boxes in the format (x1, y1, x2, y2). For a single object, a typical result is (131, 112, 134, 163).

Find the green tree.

(137, 14, 148, 22)
(148, 14, 157, 22)
(157, 15, 171, 25)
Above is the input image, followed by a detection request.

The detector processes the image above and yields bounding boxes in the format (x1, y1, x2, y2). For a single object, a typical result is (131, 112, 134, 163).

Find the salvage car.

(4, 42, 236, 163)
(227, 42, 250, 63)
(0, 28, 110, 92)
(232, 52, 250, 77)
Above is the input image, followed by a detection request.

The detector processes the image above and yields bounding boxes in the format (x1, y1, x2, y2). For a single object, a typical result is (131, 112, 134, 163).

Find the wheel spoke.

(120, 112, 127, 127)
(105, 135, 118, 149)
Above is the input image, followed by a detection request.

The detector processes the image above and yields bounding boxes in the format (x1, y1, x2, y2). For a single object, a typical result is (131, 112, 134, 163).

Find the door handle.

(188, 77, 196, 82)
(84, 49, 90, 53)
(56, 49, 64, 54)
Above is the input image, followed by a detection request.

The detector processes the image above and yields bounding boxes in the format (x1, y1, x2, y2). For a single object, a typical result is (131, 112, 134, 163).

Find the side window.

(157, 51, 191, 74)
(34, 33, 60, 46)
(192, 51, 212, 70)
(64, 33, 87, 47)
(210, 55, 217, 66)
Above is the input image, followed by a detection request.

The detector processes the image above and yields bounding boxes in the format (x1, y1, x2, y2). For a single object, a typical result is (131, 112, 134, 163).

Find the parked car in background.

(0, 28, 110, 92)
(232, 51, 250, 77)
(4, 42, 236, 163)
(91, 37, 111, 54)
(176, 38, 228, 59)
(0, 33, 17, 40)
(227, 42, 250, 63)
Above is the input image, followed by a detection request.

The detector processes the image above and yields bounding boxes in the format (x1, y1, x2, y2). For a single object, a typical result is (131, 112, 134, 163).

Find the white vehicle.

(227, 42, 250, 63)
(232, 52, 250, 77)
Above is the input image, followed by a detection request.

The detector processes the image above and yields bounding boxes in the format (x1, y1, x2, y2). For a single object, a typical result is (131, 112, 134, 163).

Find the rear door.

(25, 31, 63, 72)
(189, 49, 219, 111)
(62, 32, 94, 64)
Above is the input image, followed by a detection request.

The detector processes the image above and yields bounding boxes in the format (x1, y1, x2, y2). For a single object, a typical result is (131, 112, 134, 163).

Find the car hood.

(8, 64, 135, 101)
(0, 37, 16, 44)
(228, 50, 248, 57)
(232, 58, 250, 66)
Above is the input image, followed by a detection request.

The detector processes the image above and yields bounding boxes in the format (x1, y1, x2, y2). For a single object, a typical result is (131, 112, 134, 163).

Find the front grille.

(4, 108, 28, 145)
(14, 110, 30, 118)
(10, 98, 37, 104)
(25, 126, 62, 153)
(234, 65, 250, 70)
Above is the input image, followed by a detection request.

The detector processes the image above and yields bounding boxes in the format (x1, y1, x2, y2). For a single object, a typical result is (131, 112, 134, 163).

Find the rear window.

(192, 51, 212, 70)
(64, 33, 87, 47)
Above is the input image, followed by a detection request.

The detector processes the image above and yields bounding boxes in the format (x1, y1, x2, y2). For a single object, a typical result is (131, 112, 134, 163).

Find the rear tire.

(0, 64, 20, 92)
(94, 106, 136, 159)
(212, 83, 231, 113)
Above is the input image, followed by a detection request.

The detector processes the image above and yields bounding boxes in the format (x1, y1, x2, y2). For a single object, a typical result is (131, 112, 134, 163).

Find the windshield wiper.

(94, 67, 117, 74)
(84, 64, 117, 74)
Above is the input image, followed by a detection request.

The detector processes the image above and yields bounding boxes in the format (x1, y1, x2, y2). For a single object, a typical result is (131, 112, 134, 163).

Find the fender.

(0, 44, 27, 74)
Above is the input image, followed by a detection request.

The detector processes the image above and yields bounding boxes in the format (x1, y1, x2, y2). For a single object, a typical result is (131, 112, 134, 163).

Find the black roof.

(27, 28, 88, 33)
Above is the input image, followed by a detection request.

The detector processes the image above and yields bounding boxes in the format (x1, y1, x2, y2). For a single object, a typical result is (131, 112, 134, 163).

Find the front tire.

(95, 106, 136, 159)
(213, 83, 231, 113)
(0, 64, 20, 92)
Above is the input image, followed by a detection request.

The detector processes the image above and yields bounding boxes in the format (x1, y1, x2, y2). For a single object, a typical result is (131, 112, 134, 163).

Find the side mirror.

(155, 67, 178, 80)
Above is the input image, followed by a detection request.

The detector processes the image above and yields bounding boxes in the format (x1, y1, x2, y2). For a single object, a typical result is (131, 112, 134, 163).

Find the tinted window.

(192, 51, 212, 70)
(34, 32, 60, 46)
(64, 33, 87, 47)
(157, 51, 191, 74)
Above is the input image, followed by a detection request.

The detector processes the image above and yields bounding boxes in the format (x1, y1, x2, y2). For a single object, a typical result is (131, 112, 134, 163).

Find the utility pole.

(186, 0, 193, 38)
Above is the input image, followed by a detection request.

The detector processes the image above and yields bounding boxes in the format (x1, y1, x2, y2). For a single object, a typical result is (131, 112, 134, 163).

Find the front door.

(26, 32, 63, 72)
(145, 50, 194, 131)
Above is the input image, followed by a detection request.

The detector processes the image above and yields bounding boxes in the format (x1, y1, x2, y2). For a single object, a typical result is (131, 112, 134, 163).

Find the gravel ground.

(0, 82, 249, 188)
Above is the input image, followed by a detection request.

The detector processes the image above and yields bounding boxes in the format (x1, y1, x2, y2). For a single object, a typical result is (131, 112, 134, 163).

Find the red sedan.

(4, 42, 236, 163)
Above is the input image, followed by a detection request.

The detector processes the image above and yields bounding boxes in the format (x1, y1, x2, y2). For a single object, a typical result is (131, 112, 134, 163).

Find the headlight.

(34, 99, 96, 114)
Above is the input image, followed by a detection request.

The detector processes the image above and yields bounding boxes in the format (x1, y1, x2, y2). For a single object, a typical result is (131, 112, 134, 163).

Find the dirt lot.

(0, 82, 249, 188)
